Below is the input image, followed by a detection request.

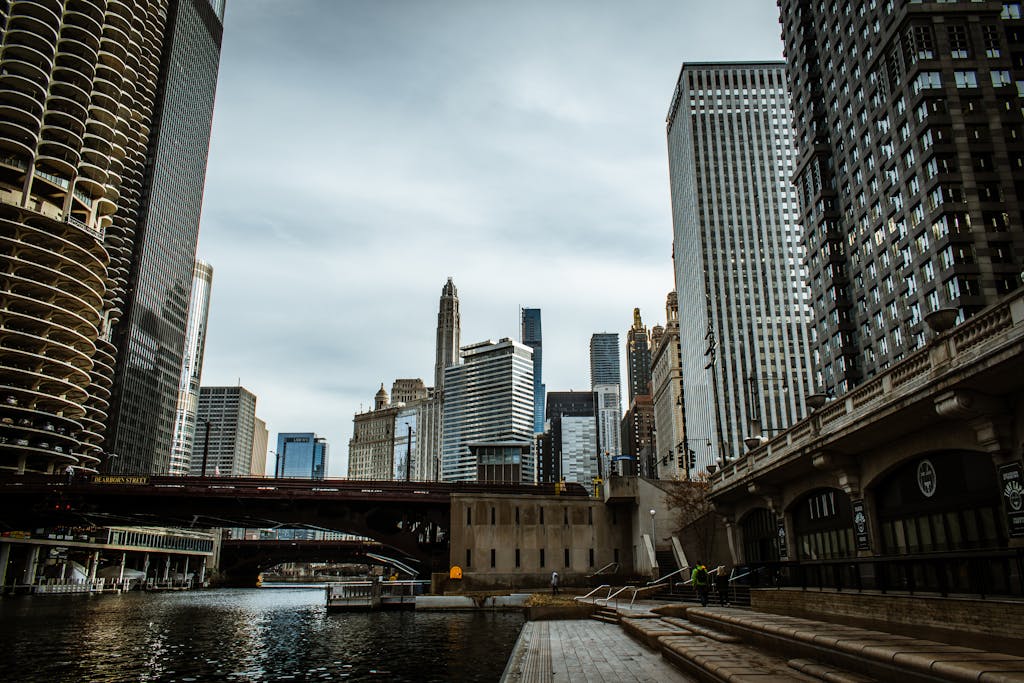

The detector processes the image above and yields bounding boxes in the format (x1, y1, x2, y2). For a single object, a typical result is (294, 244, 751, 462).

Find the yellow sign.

(92, 475, 149, 485)
(449, 565, 463, 580)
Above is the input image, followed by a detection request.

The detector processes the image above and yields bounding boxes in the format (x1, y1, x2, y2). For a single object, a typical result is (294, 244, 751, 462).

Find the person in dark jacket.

(715, 565, 730, 606)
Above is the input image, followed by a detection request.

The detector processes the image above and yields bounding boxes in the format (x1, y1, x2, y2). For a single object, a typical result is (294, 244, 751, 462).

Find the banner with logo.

(776, 519, 788, 560)
(998, 461, 1024, 537)
(851, 499, 870, 551)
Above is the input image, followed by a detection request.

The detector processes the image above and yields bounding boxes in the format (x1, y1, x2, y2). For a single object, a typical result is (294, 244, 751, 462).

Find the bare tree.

(664, 474, 723, 565)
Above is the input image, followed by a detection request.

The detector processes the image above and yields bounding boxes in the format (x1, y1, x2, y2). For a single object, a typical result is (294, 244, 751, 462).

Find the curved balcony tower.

(0, 1, 169, 474)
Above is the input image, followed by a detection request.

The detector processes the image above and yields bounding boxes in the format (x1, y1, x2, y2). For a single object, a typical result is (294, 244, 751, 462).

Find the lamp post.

(649, 508, 657, 547)
(199, 418, 212, 477)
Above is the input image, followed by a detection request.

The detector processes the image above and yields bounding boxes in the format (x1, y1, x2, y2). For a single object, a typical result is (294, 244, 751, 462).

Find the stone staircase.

(612, 605, 1024, 682)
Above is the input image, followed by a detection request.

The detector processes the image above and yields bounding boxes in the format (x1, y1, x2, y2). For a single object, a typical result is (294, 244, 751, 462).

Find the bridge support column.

(142, 552, 150, 579)
(21, 545, 39, 586)
(88, 551, 99, 583)
(198, 558, 206, 585)
(0, 542, 10, 590)
(118, 552, 126, 583)
(163, 556, 171, 581)
(183, 557, 189, 584)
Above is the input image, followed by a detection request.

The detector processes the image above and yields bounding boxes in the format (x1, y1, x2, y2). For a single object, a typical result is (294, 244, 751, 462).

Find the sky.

(196, 0, 786, 477)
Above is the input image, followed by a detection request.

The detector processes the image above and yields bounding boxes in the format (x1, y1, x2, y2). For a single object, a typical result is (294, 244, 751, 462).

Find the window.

(515, 548, 520, 568)
(589, 548, 595, 568)
(466, 549, 472, 567)
(992, 70, 1012, 88)
(912, 71, 942, 94)
(564, 548, 570, 567)
(539, 507, 544, 525)
(490, 548, 496, 568)
(954, 71, 978, 88)
(467, 507, 472, 525)
(540, 548, 545, 568)
(491, 507, 495, 525)
(948, 25, 969, 59)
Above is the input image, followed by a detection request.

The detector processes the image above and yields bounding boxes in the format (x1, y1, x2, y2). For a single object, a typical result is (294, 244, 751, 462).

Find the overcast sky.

(196, 0, 785, 476)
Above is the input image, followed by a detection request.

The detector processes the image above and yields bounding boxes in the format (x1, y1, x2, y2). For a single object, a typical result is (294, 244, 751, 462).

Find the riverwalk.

(502, 597, 1024, 682)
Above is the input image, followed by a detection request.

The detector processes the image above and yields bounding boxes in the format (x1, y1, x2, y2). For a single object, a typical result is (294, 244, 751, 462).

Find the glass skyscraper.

(169, 261, 213, 476)
(666, 62, 814, 470)
(441, 339, 535, 482)
(275, 432, 328, 480)
(589, 333, 622, 464)
(520, 307, 545, 433)
(105, 0, 225, 474)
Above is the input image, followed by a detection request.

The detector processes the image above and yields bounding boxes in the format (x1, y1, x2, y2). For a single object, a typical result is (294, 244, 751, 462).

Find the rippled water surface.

(0, 588, 525, 682)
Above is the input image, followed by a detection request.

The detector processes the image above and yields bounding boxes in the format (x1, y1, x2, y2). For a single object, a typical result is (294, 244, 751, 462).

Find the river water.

(0, 588, 525, 682)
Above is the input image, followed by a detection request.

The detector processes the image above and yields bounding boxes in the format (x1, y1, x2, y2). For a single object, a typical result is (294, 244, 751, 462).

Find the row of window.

(466, 505, 603, 526)
(465, 546, 617, 570)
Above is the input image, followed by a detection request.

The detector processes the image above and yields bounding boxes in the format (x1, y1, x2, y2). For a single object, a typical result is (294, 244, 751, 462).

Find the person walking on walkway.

(691, 563, 709, 607)
(715, 565, 730, 606)
(550, 570, 560, 595)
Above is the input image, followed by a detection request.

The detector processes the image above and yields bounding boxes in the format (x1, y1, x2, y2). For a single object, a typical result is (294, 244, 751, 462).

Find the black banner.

(998, 462, 1024, 538)
(852, 499, 870, 551)
(776, 519, 788, 560)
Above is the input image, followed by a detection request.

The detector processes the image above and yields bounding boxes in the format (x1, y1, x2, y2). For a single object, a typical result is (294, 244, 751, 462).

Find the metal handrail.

(598, 585, 633, 606)
(575, 583, 612, 602)
(587, 561, 619, 578)
(646, 564, 690, 587)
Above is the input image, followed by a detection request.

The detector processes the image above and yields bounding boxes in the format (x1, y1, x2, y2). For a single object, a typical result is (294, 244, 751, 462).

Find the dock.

(325, 579, 427, 611)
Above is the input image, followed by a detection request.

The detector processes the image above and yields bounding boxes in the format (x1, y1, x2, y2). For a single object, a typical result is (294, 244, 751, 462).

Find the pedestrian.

(64, 464, 74, 485)
(550, 570, 559, 595)
(691, 562, 709, 607)
(715, 565, 730, 606)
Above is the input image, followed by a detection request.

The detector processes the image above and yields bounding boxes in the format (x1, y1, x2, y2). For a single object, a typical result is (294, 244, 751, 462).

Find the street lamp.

(199, 418, 212, 477)
(649, 508, 657, 547)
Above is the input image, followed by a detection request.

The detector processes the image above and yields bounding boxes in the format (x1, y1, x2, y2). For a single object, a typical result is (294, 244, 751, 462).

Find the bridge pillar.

(0, 542, 10, 589)
(141, 552, 150, 578)
(198, 558, 206, 585)
(163, 555, 171, 581)
(21, 545, 39, 585)
(88, 551, 99, 583)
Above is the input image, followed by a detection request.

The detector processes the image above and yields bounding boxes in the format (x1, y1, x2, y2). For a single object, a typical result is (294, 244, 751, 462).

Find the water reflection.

(0, 589, 524, 682)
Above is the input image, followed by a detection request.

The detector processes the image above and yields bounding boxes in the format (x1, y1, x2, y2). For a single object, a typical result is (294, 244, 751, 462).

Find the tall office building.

(780, 1, 1024, 395)
(168, 261, 213, 475)
(105, 0, 225, 475)
(434, 278, 460, 391)
(441, 339, 535, 483)
(545, 391, 598, 491)
(666, 62, 814, 469)
(348, 384, 399, 480)
(0, 3, 223, 475)
(275, 432, 328, 479)
(190, 385, 257, 477)
(626, 309, 652, 403)
(650, 292, 688, 480)
(589, 333, 622, 466)
(250, 416, 268, 477)
(520, 307, 545, 433)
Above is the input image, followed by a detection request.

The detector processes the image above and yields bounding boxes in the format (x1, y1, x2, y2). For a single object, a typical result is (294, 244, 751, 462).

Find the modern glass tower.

(779, 0, 1024, 395)
(589, 333, 622, 466)
(520, 307, 545, 433)
(666, 62, 814, 470)
(545, 391, 598, 491)
(441, 339, 535, 482)
(169, 260, 213, 476)
(104, 0, 225, 474)
(275, 432, 328, 480)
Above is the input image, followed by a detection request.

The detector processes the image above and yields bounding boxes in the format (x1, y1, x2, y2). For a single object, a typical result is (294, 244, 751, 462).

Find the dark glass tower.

(520, 307, 545, 433)
(106, 0, 225, 474)
(275, 432, 328, 480)
(780, 0, 1024, 395)
(625, 308, 652, 403)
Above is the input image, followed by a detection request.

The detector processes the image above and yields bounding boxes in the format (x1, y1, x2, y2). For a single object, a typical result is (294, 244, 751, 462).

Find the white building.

(651, 292, 687, 480)
(441, 339, 535, 482)
(169, 261, 213, 476)
(666, 61, 814, 470)
(190, 386, 258, 476)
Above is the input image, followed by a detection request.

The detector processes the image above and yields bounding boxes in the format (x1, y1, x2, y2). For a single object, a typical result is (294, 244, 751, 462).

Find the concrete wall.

(449, 492, 633, 589)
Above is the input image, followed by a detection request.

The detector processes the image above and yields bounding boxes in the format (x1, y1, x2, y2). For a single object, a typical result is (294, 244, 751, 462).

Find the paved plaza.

(501, 618, 696, 683)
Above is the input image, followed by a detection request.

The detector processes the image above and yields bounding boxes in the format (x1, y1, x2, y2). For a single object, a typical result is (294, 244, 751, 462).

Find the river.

(0, 588, 525, 682)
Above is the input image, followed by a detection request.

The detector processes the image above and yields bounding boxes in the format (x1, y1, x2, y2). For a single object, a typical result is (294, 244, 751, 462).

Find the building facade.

(169, 261, 213, 476)
(651, 292, 688, 480)
(621, 395, 656, 478)
(545, 391, 598, 489)
(190, 385, 257, 477)
(274, 432, 328, 479)
(250, 416, 268, 477)
(666, 61, 814, 470)
(589, 333, 623, 467)
(434, 278, 460, 391)
(347, 385, 397, 480)
(626, 308, 653, 403)
(441, 339, 535, 482)
(520, 307, 545, 433)
(780, 0, 1024, 396)
(0, 2, 222, 475)
(105, 0, 225, 475)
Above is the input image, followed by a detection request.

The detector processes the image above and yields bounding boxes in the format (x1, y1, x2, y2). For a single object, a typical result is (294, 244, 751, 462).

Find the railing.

(587, 562, 619, 578)
(575, 584, 612, 602)
(735, 549, 1024, 599)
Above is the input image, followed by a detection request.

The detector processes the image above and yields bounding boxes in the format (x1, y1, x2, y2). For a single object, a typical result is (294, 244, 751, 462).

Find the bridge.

(218, 539, 391, 586)
(0, 474, 588, 576)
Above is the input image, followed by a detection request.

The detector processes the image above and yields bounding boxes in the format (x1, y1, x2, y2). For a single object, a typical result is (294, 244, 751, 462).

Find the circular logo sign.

(854, 510, 867, 533)
(1005, 480, 1024, 512)
(917, 459, 937, 498)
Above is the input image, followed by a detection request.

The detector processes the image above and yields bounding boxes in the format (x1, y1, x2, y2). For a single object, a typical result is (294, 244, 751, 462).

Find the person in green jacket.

(691, 563, 710, 606)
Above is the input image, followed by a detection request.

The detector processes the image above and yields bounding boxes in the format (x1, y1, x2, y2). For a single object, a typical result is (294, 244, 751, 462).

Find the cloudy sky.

(196, 0, 785, 476)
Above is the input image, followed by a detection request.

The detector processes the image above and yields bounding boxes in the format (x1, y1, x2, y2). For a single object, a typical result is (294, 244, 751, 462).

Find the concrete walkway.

(500, 619, 696, 683)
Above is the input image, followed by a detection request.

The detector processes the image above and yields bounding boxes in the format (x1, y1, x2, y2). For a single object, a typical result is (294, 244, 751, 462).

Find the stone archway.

(739, 507, 779, 563)
(790, 487, 855, 561)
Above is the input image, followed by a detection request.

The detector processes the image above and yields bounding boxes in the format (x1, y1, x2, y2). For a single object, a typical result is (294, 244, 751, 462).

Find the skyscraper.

(169, 261, 213, 476)
(666, 62, 814, 469)
(626, 309, 652, 403)
(348, 384, 399, 480)
(441, 339, 535, 482)
(105, 0, 225, 475)
(275, 432, 328, 479)
(520, 307, 545, 433)
(0, 3, 222, 475)
(434, 278, 460, 391)
(191, 385, 258, 477)
(545, 391, 598, 491)
(651, 291, 687, 480)
(780, 1, 1024, 395)
(589, 333, 622, 466)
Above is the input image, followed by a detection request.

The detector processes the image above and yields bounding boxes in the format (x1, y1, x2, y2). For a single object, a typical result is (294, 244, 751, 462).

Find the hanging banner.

(776, 519, 788, 560)
(852, 499, 871, 551)
(998, 462, 1024, 537)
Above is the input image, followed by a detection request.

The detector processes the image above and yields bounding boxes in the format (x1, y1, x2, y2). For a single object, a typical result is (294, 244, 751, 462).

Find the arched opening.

(740, 507, 779, 563)
(873, 450, 1005, 554)
(792, 487, 855, 560)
